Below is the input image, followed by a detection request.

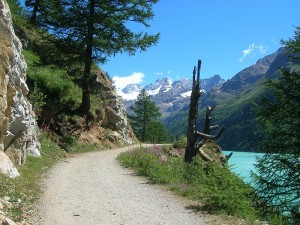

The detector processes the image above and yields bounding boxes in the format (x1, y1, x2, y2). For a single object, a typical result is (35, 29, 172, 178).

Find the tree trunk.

(184, 60, 202, 162)
(29, 0, 40, 25)
(184, 60, 225, 163)
(204, 106, 215, 135)
(78, 0, 95, 117)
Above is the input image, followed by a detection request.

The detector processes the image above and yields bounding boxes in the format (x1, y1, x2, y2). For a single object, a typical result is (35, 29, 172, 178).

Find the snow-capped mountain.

(117, 84, 142, 101)
(118, 75, 225, 116)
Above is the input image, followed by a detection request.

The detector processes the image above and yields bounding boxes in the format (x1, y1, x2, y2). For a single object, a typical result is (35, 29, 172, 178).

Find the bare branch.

(209, 125, 220, 131)
(196, 126, 225, 141)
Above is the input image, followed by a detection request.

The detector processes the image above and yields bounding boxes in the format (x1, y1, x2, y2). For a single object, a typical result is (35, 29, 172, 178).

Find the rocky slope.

(78, 70, 136, 145)
(220, 48, 285, 93)
(0, 0, 40, 178)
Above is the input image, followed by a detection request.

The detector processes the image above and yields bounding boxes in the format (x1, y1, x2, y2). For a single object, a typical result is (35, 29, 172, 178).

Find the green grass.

(118, 146, 281, 224)
(0, 134, 64, 221)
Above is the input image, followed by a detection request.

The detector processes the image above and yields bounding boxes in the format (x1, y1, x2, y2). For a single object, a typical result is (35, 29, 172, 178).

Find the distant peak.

(256, 47, 285, 66)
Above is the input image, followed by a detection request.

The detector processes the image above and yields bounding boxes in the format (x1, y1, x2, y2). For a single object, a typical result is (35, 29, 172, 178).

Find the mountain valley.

(118, 47, 299, 151)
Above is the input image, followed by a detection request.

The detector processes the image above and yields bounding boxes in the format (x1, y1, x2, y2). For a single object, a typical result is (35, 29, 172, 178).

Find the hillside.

(0, 0, 136, 179)
(165, 47, 299, 151)
(117, 47, 297, 151)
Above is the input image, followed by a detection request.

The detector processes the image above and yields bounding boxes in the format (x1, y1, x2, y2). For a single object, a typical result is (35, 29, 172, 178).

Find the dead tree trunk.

(184, 60, 225, 163)
(184, 60, 202, 162)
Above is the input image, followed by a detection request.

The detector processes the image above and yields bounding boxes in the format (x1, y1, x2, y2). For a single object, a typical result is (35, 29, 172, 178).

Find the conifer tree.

(34, 0, 159, 117)
(253, 26, 300, 222)
(129, 89, 163, 142)
(25, 0, 41, 24)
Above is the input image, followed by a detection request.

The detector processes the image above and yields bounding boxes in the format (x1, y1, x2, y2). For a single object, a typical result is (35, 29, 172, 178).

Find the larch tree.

(31, 0, 159, 117)
(253, 26, 300, 223)
(25, 0, 42, 24)
(129, 89, 162, 142)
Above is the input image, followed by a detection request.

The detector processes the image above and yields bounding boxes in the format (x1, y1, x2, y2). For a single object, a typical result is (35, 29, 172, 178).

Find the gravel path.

(31, 145, 207, 225)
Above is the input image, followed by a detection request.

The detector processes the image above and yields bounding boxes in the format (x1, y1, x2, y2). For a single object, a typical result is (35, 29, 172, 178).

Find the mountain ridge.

(117, 47, 296, 151)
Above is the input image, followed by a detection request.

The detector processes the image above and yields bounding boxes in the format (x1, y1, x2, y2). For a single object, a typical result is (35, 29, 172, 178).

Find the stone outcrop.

(94, 70, 136, 144)
(77, 70, 136, 146)
(0, 0, 40, 178)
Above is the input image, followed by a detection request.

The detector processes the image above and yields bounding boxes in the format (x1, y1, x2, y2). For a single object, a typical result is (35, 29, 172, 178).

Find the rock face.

(96, 71, 136, 144)
(76, 70, 136, 146)
(0, 0, 40, 178)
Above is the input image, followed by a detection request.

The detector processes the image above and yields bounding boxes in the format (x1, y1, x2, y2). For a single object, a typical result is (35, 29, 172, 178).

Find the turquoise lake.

(223, 151, 263, 184)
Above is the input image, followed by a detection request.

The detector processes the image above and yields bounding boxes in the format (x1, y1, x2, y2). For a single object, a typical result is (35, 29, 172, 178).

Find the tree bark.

(184, 60, 225, 163)
(204, 106, 215, 135)
(184, 60, 202, 162)
(78, 0, 95, 117)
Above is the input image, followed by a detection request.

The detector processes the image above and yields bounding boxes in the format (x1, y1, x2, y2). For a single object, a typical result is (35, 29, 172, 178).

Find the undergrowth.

(117, 146, 283, 224)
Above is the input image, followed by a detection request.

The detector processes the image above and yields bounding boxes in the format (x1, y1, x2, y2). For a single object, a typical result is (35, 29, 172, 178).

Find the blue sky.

(101, 0, 300, 89)
(19, 0, 300, 89)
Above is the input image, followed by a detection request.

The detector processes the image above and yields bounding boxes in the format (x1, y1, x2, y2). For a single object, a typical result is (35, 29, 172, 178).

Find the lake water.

(223, 151, 263, 184)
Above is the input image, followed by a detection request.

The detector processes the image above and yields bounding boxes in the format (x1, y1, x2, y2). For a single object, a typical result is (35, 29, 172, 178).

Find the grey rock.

(0, 0, 41, 177)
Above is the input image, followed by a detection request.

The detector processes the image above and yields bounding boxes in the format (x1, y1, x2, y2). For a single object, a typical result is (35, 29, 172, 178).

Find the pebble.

(3, 196, 11, 203)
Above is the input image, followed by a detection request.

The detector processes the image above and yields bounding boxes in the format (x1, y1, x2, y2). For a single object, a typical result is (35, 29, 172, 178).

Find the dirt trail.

(31, 145, 206, 225)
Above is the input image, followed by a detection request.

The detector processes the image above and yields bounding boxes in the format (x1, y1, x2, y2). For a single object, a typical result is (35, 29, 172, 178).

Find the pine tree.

(25, 0, 41, 24)
(34, 0, 159, 117)
(253, 26, 300, 222)
(147, 120, 169, 143)
(129, 89, 162, 142)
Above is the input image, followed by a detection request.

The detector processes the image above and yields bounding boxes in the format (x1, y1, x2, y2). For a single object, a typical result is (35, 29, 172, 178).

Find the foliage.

(253, 26, 300, 223)
(118, 146, 260, 221)
(7, 0, 23, 19)
(28, 82, 46, 117)
(172, 135, 187, 149)
(24, 50, 81, 128)
(24, 0, 160, 116)
(129, 89, 168, 142)
(146, 120, 170, 143)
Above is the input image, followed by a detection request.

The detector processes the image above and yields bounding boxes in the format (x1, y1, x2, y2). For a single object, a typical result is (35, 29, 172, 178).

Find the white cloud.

(112, 72, 144, 89)
(257, 44, 268, 54)
(239, 44, 268, 62)
(167, 70, 173, 74)
(155, 72, 164, 76)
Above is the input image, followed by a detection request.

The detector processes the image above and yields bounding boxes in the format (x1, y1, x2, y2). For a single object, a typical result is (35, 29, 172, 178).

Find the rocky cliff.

(78, 70, 136, 145)
(0, 0, 40, 178)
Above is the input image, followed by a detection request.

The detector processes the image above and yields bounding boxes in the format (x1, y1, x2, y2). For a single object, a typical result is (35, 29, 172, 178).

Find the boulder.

(0, 151, 19, 178)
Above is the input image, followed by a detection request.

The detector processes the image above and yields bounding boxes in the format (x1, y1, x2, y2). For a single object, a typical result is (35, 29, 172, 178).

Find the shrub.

(173, 135, 187, 149)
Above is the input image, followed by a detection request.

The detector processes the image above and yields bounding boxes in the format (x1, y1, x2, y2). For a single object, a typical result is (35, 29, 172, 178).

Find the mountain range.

(118, 47, 298, 151)
(118, 74, 225, 117)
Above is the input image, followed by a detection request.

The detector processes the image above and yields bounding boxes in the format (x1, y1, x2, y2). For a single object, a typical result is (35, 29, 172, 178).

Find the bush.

(24, 50, 81, 127)
(173, 135, 187, 149)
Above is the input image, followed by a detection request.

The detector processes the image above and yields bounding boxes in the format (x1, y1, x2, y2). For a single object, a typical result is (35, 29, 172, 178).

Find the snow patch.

(163, 87, 171, 93)
(117, 89, 139, 101)
(148, 86, 161, 95)
(180, 91, 192, 98)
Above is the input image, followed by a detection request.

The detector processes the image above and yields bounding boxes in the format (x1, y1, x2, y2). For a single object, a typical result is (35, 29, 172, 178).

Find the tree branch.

(196, 126, 225, 141)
